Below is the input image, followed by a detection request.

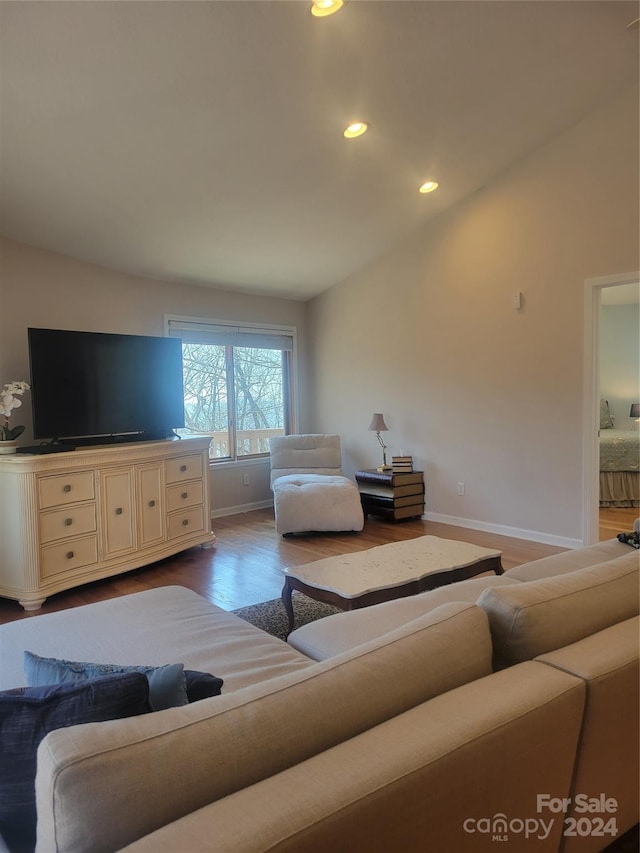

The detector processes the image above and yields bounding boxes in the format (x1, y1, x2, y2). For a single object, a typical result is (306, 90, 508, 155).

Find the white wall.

(0, 238, 310, 512)
(308, 85, 640, 546)
(600, 303, 640, 430)
(2, 85, 638, 538)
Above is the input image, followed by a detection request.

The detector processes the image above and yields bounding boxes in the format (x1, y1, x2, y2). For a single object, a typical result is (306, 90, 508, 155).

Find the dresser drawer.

(40, 535, 99, 579)
(166, 480, 204, 513)
(39, 472, 95, 509)
(167, 506, 205, 540)
(165, 454, 203, 485)
(40, 504, 97, 545)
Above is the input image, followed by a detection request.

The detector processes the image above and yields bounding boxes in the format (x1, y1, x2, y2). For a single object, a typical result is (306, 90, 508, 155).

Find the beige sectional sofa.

(0, 537, 637, 853)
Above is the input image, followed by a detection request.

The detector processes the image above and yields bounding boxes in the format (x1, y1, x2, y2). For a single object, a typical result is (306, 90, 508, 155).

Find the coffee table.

(281, 535, 503, 633)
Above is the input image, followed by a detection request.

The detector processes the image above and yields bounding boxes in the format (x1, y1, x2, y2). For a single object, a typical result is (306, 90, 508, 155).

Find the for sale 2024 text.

(539, 793, 618, 840)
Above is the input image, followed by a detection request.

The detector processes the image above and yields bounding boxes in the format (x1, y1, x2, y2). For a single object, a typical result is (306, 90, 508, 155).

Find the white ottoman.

(272, 473, 365, 535)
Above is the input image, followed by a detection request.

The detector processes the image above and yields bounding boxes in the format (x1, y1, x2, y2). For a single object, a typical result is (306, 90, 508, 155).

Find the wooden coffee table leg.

(281, 578, 295, 635)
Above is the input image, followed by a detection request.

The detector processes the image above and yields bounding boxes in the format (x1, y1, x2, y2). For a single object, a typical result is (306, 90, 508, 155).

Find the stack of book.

(392, 455, 413, 473)
(355, 469, 425, 521)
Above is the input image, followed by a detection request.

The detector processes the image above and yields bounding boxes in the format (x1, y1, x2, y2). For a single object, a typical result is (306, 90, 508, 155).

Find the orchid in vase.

(1, 381, 30, 442)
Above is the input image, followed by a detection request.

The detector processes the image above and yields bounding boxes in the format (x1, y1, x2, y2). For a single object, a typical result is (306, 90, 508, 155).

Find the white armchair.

(269, 434, 364, 536)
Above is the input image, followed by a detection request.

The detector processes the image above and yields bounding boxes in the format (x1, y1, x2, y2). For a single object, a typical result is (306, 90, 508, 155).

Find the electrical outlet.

(457, 482, 465, 496)
(243, 474, 250, 486)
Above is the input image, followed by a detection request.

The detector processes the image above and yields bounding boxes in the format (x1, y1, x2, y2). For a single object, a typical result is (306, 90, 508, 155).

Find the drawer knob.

(66, 551, 74, 560)
(63, 484, 72, 493)
(64, 518, 73, 527)
(148, 499, 156, 508)
(181, 492, 188, 500)
(180, 464, 187, 472)
(115, 507, 123, 515)
(182, 519, 189, 527)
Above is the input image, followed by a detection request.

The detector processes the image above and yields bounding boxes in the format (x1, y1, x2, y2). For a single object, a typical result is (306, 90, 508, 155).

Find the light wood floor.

(0, 509, 568, 625)
(0, 506, 635, 626)
(598, 506, 638, 541)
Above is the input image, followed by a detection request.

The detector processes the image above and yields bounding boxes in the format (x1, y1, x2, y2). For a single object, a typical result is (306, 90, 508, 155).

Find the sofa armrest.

(288, 575, 519, 660)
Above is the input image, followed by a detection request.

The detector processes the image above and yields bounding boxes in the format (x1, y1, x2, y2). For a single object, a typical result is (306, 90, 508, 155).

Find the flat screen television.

(27, 328, 185, 446)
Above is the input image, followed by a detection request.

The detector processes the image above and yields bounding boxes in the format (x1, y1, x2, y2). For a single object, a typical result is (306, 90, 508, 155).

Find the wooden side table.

(355, 469, 425, 522)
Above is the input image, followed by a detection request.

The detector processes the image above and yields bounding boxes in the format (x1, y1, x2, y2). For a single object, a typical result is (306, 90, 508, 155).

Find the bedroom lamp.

(368, 413, 391, 472)
(630, 403, 640, 421)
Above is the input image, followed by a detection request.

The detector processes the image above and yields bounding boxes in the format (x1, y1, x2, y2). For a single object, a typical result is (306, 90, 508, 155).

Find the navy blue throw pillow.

(0, 673, 150, 853)
(184, 670, 224, 702)
(23, 652, 222, 710)
(23, 652, 188, 712)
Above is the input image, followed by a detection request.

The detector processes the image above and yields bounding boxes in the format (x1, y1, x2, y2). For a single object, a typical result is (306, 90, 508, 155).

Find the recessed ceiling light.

(311, 0, 344, 18)
(419, 180, 439, 194)
(344, 122, 368, 139)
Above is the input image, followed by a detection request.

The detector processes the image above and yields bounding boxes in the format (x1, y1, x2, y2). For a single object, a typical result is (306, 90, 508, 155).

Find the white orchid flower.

(1, 380, 30, 441)
(5, 381, 29, 395)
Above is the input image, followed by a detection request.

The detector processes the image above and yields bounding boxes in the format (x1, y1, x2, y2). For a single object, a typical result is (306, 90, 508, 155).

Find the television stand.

(0, 437, 215, 611)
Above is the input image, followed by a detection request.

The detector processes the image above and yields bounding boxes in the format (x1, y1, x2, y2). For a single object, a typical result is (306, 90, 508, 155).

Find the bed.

(599, 400, 639, 507)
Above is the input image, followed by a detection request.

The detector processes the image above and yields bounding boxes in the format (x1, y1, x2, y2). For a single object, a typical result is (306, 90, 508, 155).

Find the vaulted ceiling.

(1, 1, 638, 300)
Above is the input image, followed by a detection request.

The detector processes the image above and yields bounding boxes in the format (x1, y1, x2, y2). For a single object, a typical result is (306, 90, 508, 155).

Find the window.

(166, 317, 295, 461)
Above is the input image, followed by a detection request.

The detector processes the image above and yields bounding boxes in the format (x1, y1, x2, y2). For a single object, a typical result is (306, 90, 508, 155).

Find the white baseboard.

(211, 499, 273, 519)
(424, 512, 582, 550)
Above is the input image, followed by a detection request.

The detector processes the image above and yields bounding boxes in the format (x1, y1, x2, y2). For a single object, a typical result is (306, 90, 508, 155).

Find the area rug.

(232, 592, 341, 641)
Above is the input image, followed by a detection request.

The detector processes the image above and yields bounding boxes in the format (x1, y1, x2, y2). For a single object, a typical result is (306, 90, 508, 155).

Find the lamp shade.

(630, 403, 640, 419)
(368, 413, 388, 432)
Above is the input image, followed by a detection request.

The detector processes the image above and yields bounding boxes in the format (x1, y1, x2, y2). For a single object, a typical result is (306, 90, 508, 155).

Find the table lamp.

(368, 413, 391, 472)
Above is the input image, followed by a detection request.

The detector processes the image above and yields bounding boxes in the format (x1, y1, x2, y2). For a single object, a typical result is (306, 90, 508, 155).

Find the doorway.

(583, 272, 640, 544)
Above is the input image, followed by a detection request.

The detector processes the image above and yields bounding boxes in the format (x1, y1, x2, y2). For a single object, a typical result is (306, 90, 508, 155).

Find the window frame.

(164, 315, 298, 464)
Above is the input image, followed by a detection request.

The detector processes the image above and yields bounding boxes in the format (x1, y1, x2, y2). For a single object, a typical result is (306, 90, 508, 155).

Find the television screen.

(28, 328, 185, 443)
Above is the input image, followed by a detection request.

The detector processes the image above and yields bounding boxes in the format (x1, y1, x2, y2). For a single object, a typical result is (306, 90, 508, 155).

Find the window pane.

(179, 342, 232, 459)
(233, 346, 285, 457)
(177, 341, 289, 461)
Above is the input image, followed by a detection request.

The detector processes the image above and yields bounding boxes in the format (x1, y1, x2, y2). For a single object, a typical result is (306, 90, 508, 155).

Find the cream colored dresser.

(0, 437, 215, 611)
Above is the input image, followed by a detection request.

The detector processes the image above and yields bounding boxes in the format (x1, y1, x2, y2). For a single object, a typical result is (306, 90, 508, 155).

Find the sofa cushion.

(121, 662, 584, 853)
(288, 574, 520, 660)
(505, 538, 631, 581)
(478, 553, 639, 666)
(35, 602, 493, 853)
(0, 586, 312, 694)
(269, 434, 343, 485)
(24, 653, 188, 712)
(120, 662, 585, 853)
(0, 673, 149, 853)
(272, 474, 364, 534)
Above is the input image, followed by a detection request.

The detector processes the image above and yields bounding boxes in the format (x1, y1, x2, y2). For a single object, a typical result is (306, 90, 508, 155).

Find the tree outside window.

(167, 318, 295, 461)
